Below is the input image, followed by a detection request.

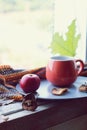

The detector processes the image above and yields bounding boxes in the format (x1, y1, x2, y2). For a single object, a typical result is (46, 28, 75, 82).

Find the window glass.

(54, 0, 86, 61)
(0, 0, 54, 69)
(0, 0, 86, 69)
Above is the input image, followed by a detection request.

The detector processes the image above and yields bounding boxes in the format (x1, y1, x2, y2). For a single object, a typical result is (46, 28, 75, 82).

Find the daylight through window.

(0, 0, 86, 69)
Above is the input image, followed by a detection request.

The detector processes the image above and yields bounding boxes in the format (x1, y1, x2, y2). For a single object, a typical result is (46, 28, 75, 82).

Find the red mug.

(46, 56, 84, 87)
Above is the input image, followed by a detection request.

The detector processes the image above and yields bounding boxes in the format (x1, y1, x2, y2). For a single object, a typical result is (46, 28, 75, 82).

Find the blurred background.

(0, 0, 54, 69)
(0, 0, 86, 69)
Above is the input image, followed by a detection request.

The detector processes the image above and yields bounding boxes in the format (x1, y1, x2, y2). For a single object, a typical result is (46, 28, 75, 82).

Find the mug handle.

(75, 59, 84, 75)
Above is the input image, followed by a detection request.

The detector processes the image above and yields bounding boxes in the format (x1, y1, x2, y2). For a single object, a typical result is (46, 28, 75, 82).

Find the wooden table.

(0, 97, 87, 130)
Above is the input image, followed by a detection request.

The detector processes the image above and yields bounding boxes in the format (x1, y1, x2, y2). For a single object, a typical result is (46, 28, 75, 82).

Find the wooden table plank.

(0, 98, 87, 130)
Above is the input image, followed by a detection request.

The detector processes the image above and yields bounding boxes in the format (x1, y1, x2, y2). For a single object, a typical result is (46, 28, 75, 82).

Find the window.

(0, 0, 54, 69)
(54, 0, 87, 61)
(0, 0, 86, 69)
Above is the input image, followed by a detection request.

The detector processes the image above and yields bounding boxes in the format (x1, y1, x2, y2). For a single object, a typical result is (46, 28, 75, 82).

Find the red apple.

(19, 74, 40, 93)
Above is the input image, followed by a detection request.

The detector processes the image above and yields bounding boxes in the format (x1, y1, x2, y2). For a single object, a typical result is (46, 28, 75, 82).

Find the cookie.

(79, 84, 87, 92)
(52, 87, 68, 95)
(22, 93, 37, 111)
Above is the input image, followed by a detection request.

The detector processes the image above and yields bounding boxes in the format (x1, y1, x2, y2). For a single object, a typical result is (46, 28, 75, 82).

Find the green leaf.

(49, 19, 81, 57)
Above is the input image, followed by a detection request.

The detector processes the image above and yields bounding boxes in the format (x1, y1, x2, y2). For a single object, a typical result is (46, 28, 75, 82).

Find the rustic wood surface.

(0, 97, 87, 130)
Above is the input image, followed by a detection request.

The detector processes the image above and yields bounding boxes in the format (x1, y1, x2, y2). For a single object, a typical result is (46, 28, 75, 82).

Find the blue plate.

(16, 76, 87, 100)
